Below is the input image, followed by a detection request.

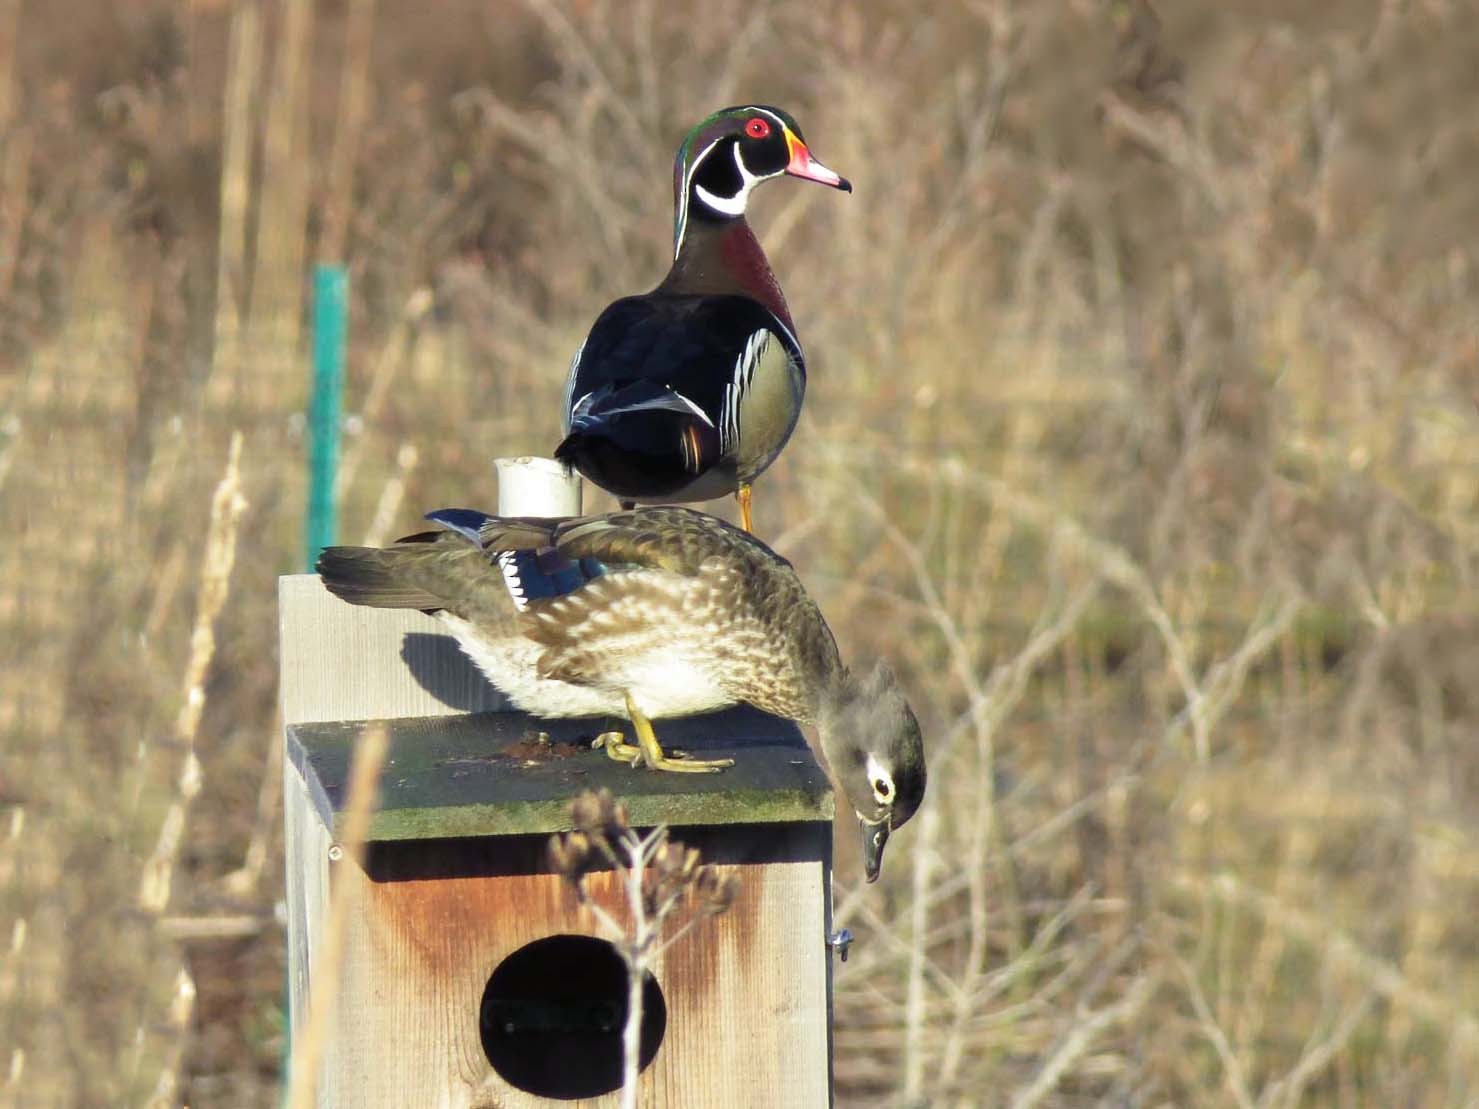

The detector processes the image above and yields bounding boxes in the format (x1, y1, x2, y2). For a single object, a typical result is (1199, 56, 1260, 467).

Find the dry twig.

(548, 789, 738, 1109)
(139, 432, 249, 914)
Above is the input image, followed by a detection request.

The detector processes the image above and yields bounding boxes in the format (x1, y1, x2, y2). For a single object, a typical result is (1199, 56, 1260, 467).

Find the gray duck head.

(817, 660, 927, 883)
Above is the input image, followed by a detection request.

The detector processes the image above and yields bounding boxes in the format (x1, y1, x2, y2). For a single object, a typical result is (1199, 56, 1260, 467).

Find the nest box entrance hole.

(479, 934, 666, 1099)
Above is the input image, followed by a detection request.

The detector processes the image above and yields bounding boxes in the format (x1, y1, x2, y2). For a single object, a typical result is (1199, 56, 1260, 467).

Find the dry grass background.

(1, 0, 1476, 1104)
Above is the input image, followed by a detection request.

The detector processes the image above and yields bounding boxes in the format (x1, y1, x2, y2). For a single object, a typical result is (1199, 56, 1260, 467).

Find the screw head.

(826, 929, 854, 962)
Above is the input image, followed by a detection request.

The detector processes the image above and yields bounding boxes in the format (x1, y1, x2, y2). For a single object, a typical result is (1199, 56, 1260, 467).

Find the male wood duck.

(317, 506, 924, 881)
(555, 106, 851, 533)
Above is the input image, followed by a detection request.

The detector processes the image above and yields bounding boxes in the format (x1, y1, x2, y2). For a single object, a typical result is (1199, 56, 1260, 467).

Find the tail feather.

(317, 510, 609, 623)
(555, 419, 718, 500)
(316, 545, 448, 611)
(556, 381, 720, 500)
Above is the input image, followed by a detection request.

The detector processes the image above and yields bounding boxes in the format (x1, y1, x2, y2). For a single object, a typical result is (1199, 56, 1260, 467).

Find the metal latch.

(826, 929, 854, 962)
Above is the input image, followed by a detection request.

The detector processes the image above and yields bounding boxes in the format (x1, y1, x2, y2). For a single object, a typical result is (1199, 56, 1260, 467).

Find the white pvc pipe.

(494, 456, 583, 517)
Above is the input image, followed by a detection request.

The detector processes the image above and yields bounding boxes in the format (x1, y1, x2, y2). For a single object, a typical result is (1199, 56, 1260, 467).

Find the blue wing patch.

(425, 508, 492, 544)
(496, 549, 607, 611)
(426, 508, 605, 609)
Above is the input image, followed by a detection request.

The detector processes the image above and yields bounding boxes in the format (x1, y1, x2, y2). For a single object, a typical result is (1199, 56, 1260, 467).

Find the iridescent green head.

(671, 105, 851, 257)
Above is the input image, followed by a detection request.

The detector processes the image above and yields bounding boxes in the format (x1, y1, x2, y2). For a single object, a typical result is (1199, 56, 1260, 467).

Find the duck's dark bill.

(861, 818, 890, 884)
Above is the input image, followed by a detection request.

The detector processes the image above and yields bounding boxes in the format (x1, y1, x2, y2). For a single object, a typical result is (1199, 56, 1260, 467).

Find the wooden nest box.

(279, 501, 839, 1105)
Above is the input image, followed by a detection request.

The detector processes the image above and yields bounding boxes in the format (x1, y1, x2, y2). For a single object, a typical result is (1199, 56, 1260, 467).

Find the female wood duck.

(555, 106, 851, 533)
(317, 506, 924, 881)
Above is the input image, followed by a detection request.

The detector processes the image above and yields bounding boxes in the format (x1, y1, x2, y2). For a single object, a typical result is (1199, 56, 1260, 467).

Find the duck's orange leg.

(736, 484, 754, 533)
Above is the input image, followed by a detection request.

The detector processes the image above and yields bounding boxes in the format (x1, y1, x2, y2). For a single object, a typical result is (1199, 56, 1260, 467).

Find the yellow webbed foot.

(619, 695, 735, 773)
(593, 731, 644, 765)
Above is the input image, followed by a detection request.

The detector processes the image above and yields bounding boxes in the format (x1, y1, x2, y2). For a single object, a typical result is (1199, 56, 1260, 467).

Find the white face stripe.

(693, 142, 762, 218)
(673, 107, 789, 258)
(673, 134, 726, 258)
(693, 181, 747, 216)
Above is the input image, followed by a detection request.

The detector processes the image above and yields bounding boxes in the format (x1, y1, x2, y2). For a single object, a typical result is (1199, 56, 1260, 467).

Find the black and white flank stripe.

(719, 329, 772, 454)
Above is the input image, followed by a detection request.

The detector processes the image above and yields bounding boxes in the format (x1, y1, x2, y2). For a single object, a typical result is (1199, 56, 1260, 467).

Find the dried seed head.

(548, 830, 595, 896)
(712, 873, 739, 915)
(566, 831, 592, 871)
(570, 789, 615, 833)
(695, 864, 719, 899)
(653, 840, 682, 879)
(695, 866, 739, 916)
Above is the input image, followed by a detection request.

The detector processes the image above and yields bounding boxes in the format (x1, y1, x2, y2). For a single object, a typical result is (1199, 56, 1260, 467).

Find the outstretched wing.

(315, 526, 514, 632)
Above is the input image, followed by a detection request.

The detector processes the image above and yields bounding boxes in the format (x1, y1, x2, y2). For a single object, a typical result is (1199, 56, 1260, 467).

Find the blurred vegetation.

(1, 0, 1476, 1104)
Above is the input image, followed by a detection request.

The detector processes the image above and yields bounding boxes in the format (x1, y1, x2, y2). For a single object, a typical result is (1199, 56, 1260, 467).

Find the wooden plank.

(280, 570, 837, 1105)
(282, 728, 333, 1097)
(288, 708, 834, 842)
(324, 826, 832, 1107)
(279, 573, 507, 726)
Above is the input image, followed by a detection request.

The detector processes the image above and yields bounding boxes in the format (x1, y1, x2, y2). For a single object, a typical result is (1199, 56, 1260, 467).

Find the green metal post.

(289, 262, 349, 1095)
(305, 264, 348, 570)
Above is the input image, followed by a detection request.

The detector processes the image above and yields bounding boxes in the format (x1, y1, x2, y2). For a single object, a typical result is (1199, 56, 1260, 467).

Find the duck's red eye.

(744, 117, 771, 139)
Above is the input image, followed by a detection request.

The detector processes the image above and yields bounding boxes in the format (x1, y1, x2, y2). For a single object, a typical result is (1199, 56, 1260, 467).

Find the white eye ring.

(866, 753, 895, 806)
